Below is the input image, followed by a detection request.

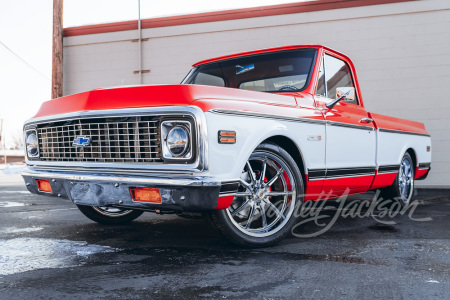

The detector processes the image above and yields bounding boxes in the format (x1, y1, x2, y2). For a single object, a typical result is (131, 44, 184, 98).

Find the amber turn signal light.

(218, 130, 236, 144)
(36, 179, 52, 193)
(130, 187, 162, 203)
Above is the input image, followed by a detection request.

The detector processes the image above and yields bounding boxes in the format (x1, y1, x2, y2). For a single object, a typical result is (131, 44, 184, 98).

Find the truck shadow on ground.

(66, 195, 450, 251)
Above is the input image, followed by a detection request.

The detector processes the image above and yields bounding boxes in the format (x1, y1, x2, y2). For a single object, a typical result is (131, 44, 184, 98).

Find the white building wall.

(63, 0, 450, 188)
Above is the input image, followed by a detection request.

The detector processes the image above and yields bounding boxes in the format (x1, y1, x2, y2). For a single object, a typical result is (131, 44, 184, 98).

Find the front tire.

(379, 152, 415, 206)
(209, 143, 304, 247)
(76, 205, 144, 225)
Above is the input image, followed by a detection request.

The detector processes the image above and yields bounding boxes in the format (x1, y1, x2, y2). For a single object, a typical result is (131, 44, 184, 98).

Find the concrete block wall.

(63, 0, 450, 188)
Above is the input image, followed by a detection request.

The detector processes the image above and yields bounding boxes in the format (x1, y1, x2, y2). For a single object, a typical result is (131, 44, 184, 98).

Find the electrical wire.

(0, 40, 50, 81)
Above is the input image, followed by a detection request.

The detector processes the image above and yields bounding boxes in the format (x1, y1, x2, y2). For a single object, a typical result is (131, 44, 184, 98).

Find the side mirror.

(326, 87, 355, 109)
(336, 87, 355, 102)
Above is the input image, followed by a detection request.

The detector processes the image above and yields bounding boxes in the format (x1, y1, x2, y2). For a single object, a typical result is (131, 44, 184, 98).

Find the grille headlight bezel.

(161, 120, 192, 160)
(25, 129, 39, 159)
(21, 107, 205, 171)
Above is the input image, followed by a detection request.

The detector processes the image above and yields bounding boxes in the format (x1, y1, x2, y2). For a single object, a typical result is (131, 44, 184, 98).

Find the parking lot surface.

(0, 181, 449, 299)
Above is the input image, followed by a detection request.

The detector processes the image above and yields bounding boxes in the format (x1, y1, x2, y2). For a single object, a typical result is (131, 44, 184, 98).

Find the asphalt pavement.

(0, 178, 449, 299)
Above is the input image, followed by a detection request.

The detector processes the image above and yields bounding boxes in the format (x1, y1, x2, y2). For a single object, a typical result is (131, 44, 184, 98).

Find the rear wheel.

(209, 143, 304, 247)
(76, 205, 144, 225)
(379, 152, 415, 206)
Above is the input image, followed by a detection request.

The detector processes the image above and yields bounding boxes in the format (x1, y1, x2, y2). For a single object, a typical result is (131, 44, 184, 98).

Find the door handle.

(359, 118, 373, 124)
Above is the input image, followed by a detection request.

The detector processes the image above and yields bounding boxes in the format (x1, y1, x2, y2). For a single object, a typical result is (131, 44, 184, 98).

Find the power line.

(0, 40, 50, 81)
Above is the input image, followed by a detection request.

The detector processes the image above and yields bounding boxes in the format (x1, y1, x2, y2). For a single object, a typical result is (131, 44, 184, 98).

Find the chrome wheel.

(399, 157, 413, 204)
(92, 206, 134, 217)
(77, 204, 144, 225)
(226, 152, 297, 238)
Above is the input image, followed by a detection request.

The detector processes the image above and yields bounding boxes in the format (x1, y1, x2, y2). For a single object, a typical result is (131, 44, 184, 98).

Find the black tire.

(208, 143, 304, 247)
(379, 152, 415, 206)
(76, 205, 144, 225)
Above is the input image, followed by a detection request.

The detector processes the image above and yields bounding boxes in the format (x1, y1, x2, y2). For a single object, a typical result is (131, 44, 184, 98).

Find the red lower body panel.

(215, 195, 235, 210)
(370, 172, 397, 190)
(304, 174, 324, 201)
(321, 175, 374, 197)
(415, 167, 429, 180)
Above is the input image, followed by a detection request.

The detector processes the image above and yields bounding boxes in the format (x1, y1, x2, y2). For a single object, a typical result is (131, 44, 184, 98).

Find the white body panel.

(377, 131, 432, 167)
(202, 109, 431, 188)
(325, 125, 376, 169)
(203, 111, 326, 181)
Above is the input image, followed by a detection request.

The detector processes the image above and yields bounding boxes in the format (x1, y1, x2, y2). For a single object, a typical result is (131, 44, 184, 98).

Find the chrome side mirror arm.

(326, 94, 346, 109)
(326, 89, 353, 109)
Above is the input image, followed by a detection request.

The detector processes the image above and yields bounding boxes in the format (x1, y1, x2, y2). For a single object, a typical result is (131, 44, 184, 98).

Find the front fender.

(204, 111, 326, 181)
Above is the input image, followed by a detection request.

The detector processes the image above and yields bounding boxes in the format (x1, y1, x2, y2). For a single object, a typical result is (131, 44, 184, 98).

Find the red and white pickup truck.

(23, 45, 431, 246)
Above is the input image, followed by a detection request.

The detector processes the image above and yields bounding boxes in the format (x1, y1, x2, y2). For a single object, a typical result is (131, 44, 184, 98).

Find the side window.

(192, 72, 225, 87)
(316, 56, 326, 97)
(324, 54, 358, 105)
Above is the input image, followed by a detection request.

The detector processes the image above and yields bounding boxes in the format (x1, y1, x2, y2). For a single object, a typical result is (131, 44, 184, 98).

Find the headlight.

(25, 130, 39, 158)
(167, 126, 189, 157)
(161, 120, 192, 160)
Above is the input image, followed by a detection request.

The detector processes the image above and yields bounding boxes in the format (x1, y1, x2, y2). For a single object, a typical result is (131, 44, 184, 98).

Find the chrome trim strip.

(209, 109, 325, 125)
(379, 128, 431, 137)
(326, 120, 375, 131)
(24, 106, 209, 174)
(218, 193, 238, 197)
(377, 171, 398, 175)
(27, 165, 195, 175)
(325, 173, 376, 180)
(210, 109, 375, 132)
(308, 178, 325, 181)
(21, 168, 221, 187)
(25, 106, 196, 126)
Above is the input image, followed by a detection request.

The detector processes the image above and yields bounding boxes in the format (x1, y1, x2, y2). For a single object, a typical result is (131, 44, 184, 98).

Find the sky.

(0, 0, 308, 148)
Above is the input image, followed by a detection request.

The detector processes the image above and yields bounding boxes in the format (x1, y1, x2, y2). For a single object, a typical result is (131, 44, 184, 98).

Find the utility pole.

(138, 0, 142, 84)
(52, 0, 63, 99)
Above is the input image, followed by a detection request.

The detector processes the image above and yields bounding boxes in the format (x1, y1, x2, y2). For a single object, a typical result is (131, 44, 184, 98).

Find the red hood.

(33, 84, 298, 118)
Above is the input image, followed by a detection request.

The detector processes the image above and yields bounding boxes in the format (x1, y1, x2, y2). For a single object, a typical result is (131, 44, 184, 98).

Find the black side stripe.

(418, 163, 431, 170)
(327, 121, 374, 131)
(379, 128, 430, 137)
(308, 169, 326, 180)
(220, 181, 240, 196)
(308, 162, 433, 181)
(210, 109, 325, 125)
(308, 167, 376, 181)
(378, 165, 400, 174)
(326, 167, 376, 179)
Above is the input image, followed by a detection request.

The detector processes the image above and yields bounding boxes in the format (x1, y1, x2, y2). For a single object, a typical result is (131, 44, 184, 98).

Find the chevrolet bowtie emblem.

(73, 136, 92, 147)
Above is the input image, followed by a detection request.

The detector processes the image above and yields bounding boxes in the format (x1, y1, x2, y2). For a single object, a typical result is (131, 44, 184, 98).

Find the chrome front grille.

(37, 116, 162, 163)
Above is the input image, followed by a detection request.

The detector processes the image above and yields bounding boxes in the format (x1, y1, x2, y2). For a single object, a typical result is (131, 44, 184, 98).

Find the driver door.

(315, 53, 376, 196)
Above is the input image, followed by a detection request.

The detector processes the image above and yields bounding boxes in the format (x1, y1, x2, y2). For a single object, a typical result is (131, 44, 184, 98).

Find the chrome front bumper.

(22, 168, 225, 211)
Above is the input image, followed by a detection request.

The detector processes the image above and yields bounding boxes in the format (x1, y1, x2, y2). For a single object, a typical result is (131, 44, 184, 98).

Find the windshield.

(182, 49, 317, 93)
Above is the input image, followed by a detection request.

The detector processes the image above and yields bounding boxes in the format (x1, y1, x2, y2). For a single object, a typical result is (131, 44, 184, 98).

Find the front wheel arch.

(406, 147, 417, 172)
(263, 135, 306, 186)
(209, 142, 305, 247)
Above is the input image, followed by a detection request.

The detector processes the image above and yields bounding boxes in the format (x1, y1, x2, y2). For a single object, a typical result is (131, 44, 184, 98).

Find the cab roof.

(192, 45, 349, 67)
